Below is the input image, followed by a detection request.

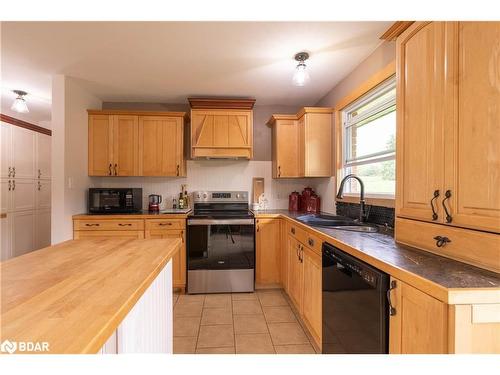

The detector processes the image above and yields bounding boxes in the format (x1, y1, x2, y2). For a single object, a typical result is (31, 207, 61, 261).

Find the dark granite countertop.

(254, 209, 500, 292)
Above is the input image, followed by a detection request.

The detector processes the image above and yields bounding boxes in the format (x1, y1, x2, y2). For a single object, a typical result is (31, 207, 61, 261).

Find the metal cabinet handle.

(159, 222, 173, 226)
(299, 246, 304, 263)
(433, 236, 451, 247)
(181, 231, 184, 243)
(256, 225, 259, 232)
(12, 167, 15, 177)
(291, 227, 295, 235)
(278, 166, 281, 177)
(114, 164, 118, 176)
(442, 190, 452, 223)
(176, 164, 180, 176)
(38, 181, 41, 191)
(85, 223, 100, 227)
(108, 164, 112, 176)
(308, 238, 314, 247)
(118, 223, 132, 226)
(8, 167, 12, 177)
(387, 280, 397, 316)
(12, 180, 15, 191)
(38, 169, 42, 179)
(430, 190, 439, 221)
(8, 180, 11, 191)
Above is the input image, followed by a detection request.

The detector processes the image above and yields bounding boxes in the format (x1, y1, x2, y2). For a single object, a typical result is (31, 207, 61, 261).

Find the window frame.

(334, 68, 397, 206)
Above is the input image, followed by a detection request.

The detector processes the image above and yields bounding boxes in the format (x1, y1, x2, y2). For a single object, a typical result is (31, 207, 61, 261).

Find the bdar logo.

(1, 340, 17, 354)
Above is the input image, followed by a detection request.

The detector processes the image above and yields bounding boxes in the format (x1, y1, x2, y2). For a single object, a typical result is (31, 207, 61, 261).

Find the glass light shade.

(292, 63, 310, 86)
(11, 97, 29, 113)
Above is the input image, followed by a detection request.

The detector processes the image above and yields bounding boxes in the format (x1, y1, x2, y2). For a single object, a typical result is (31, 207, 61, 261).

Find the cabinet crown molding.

(87, 109, 189, 120)
(266, 107, 334, 127)
(188, 97, 256, 110)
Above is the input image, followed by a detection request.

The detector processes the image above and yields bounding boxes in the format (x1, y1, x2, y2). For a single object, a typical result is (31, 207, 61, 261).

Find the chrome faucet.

(336, 174, 367, 223)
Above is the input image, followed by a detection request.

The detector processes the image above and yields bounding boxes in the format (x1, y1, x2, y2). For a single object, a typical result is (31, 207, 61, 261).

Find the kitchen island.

(0, 238, 181, 354)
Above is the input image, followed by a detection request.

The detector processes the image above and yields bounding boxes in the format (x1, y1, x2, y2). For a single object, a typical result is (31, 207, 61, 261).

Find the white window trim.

(340, 75, 396, 197)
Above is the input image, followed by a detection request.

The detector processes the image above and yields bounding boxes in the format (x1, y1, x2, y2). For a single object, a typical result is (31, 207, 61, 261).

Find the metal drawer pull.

(387, 280, 397, 316)
(430, 190, 439, 221)
(118, 223, 132, 226)
(442, 190, 452, 223)
(308, 238, 314, 247)
(12, 180, 15, 191)
(8, 180, 11, 191)
(8, 167, 12, 177)
(114, 163, 118, 176)
(433, 236, 451, 248)
(12, 167, 15, 177)
(85, 223, 100, 227)
(291, 227, 295, 234)
(159, 222, 173, 226)
(108, 163, 112, 176)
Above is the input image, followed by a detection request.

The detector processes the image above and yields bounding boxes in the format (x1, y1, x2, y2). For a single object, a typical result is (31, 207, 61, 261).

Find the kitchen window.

(341, 76, 396, 197)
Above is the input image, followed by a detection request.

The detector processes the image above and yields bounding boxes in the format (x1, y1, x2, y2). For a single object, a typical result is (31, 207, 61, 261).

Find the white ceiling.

(1, 21, 392, 123)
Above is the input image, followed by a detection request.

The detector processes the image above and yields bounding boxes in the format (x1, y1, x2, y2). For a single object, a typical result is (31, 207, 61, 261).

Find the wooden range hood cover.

(188, 97, 256, 110)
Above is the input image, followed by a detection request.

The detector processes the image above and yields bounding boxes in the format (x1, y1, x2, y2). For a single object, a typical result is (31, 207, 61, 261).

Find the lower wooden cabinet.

(74, 230, 144, 239)
(145, 228, 186, 292)
(388, 277, 448, 353)
(302, 246, 322, 347)
(255, 218, 281, 287)
(287, 235, 304, 312)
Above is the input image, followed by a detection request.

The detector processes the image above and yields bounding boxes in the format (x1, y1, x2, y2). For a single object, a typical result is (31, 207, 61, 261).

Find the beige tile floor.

(173, 289, 319, 354)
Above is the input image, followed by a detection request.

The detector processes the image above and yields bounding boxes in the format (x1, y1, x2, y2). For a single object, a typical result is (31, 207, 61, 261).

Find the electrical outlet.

(67, 177, 73, 189)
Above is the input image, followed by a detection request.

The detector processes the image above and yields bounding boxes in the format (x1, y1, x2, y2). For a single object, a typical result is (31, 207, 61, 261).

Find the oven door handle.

(188, 219, 255, 226)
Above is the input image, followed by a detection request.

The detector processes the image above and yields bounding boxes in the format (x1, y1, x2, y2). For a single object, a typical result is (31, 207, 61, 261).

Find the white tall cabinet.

(1, 121, 51, 261)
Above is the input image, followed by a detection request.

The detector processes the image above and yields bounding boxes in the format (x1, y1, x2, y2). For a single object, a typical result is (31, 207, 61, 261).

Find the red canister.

(307, 194, 321, 213)
(289, 191, 300, 211)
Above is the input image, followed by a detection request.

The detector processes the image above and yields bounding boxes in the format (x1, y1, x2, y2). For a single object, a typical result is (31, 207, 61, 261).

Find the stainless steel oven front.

(187, 218, 255, 294)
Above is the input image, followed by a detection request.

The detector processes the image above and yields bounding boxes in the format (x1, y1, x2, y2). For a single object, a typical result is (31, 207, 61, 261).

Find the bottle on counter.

(184, 190, 189, 208)
(172, 198, 177, 209)
(178, 192, 184, 209)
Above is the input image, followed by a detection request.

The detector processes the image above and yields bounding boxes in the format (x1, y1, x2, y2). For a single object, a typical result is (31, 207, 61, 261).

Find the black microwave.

(88, 188, 142, 214)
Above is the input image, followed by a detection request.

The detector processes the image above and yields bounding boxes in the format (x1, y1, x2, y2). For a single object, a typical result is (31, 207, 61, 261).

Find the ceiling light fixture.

(292, 52, 310, 87)
(11, 90, 29, 113)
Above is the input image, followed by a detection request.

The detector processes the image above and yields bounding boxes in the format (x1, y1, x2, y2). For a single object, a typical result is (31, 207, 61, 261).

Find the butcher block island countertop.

(0, 238, 181, 354)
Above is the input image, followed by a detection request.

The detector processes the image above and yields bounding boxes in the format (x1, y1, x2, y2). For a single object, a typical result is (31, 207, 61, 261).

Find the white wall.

(51, 75, 102, 243)
(95, 160, 318, 210)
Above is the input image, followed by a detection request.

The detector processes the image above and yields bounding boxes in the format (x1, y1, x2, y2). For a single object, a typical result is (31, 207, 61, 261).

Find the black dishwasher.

(322, 242, 390, 354)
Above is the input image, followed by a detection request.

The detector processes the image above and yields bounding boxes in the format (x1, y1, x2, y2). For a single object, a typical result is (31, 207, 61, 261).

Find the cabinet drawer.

(287, 221, 322, 255)
(145, 219, 185, 230)
(73, 230, 144, 239)
(287, 222, 306, 241)
(395, 217, 500, 273)
(74, 219, 144, 231)
(303, 231, 322, 255)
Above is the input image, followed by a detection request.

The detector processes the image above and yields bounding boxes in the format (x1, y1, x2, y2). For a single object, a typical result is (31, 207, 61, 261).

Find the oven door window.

(188, 224, 255, 270)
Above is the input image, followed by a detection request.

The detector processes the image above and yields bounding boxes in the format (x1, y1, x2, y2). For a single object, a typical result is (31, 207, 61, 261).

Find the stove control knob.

(203, 193, 207, 199)
(196, 193, 201, 199)
(243, 194, 247, 199)
(236, 194, 241, 198)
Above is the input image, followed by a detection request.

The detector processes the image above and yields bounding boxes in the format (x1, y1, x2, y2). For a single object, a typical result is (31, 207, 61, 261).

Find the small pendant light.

(11, 90, 29, 113)
(292, 52, 310, 87)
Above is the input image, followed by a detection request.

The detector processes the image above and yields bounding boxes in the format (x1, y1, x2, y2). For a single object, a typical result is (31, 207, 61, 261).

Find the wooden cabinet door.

(303, 113, 332, 177)
(443, 22, 500, 233)
(11, 210, 35, 258)
(12, 179, 35, 212)
(89, 115, 113, 176)
(1, 179, 12, 213)
(302, 246, 322, 347)
(1, 122, 12, 179)
(396, 22, 447, 222)
(36, 180, 51, 210)
(73, 230, 144, 239)
(35, 208, 51, 250)
(145, 229, 186, 290)
(389, 277, 448, 354)
(255, 218, 281, 287)
(112, 115, 138, 176)
(138, 116, 183, 176)
(1, 213, 12, 261)
(274, 119, 300, 178)
(36, 133, 51, 180)
(287, 235, 304, 313)
(11, 125, 35, 179)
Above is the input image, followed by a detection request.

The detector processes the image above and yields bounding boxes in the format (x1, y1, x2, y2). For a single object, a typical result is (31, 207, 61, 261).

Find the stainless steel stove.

(187, 191, 255, 294)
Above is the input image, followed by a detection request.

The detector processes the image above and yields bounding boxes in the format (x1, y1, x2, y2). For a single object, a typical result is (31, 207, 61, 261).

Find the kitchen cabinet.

(11, 125, 36, 179)
(1, 213, 12, 261)
(138, 116, 185, 176)
(1, 122, 12, 179)
(189, 98, 255, 159)
(145, 228, 186, 292)
(11, 210, 36, 258)
(36, 180, 51, 210)
(74, 230, 144, 239)
(35, 208, 51, 249)
(396, 22, 500, 233)
(11, 179, 36, 212)
(302, 246, 322, 347)
(287, 235, 304, 312)
(388, 277, 448, 354)
(36, 133, 51, 180)
(88, 111, 187, 177)
(255, 218, 281, 287)
(267, 107, 333, 178)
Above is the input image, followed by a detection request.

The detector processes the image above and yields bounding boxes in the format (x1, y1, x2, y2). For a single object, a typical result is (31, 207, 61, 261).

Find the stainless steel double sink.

(296, 214, 379, 233)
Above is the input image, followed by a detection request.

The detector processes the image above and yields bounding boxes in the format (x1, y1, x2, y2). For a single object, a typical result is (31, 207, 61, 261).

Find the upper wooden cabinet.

(267, 107, 333, 178)
(189, 98, 255, 159)
(88, 110, 187, 177)
(396, 22, 500, 233)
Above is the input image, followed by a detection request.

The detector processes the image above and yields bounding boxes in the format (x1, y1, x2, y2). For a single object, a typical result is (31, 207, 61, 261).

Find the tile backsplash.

(335, 201, 395, 228)
(93, 160, 318, 211)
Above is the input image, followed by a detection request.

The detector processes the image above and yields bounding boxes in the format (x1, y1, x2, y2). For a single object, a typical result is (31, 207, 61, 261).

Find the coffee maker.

(148, 194, 162, 212)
